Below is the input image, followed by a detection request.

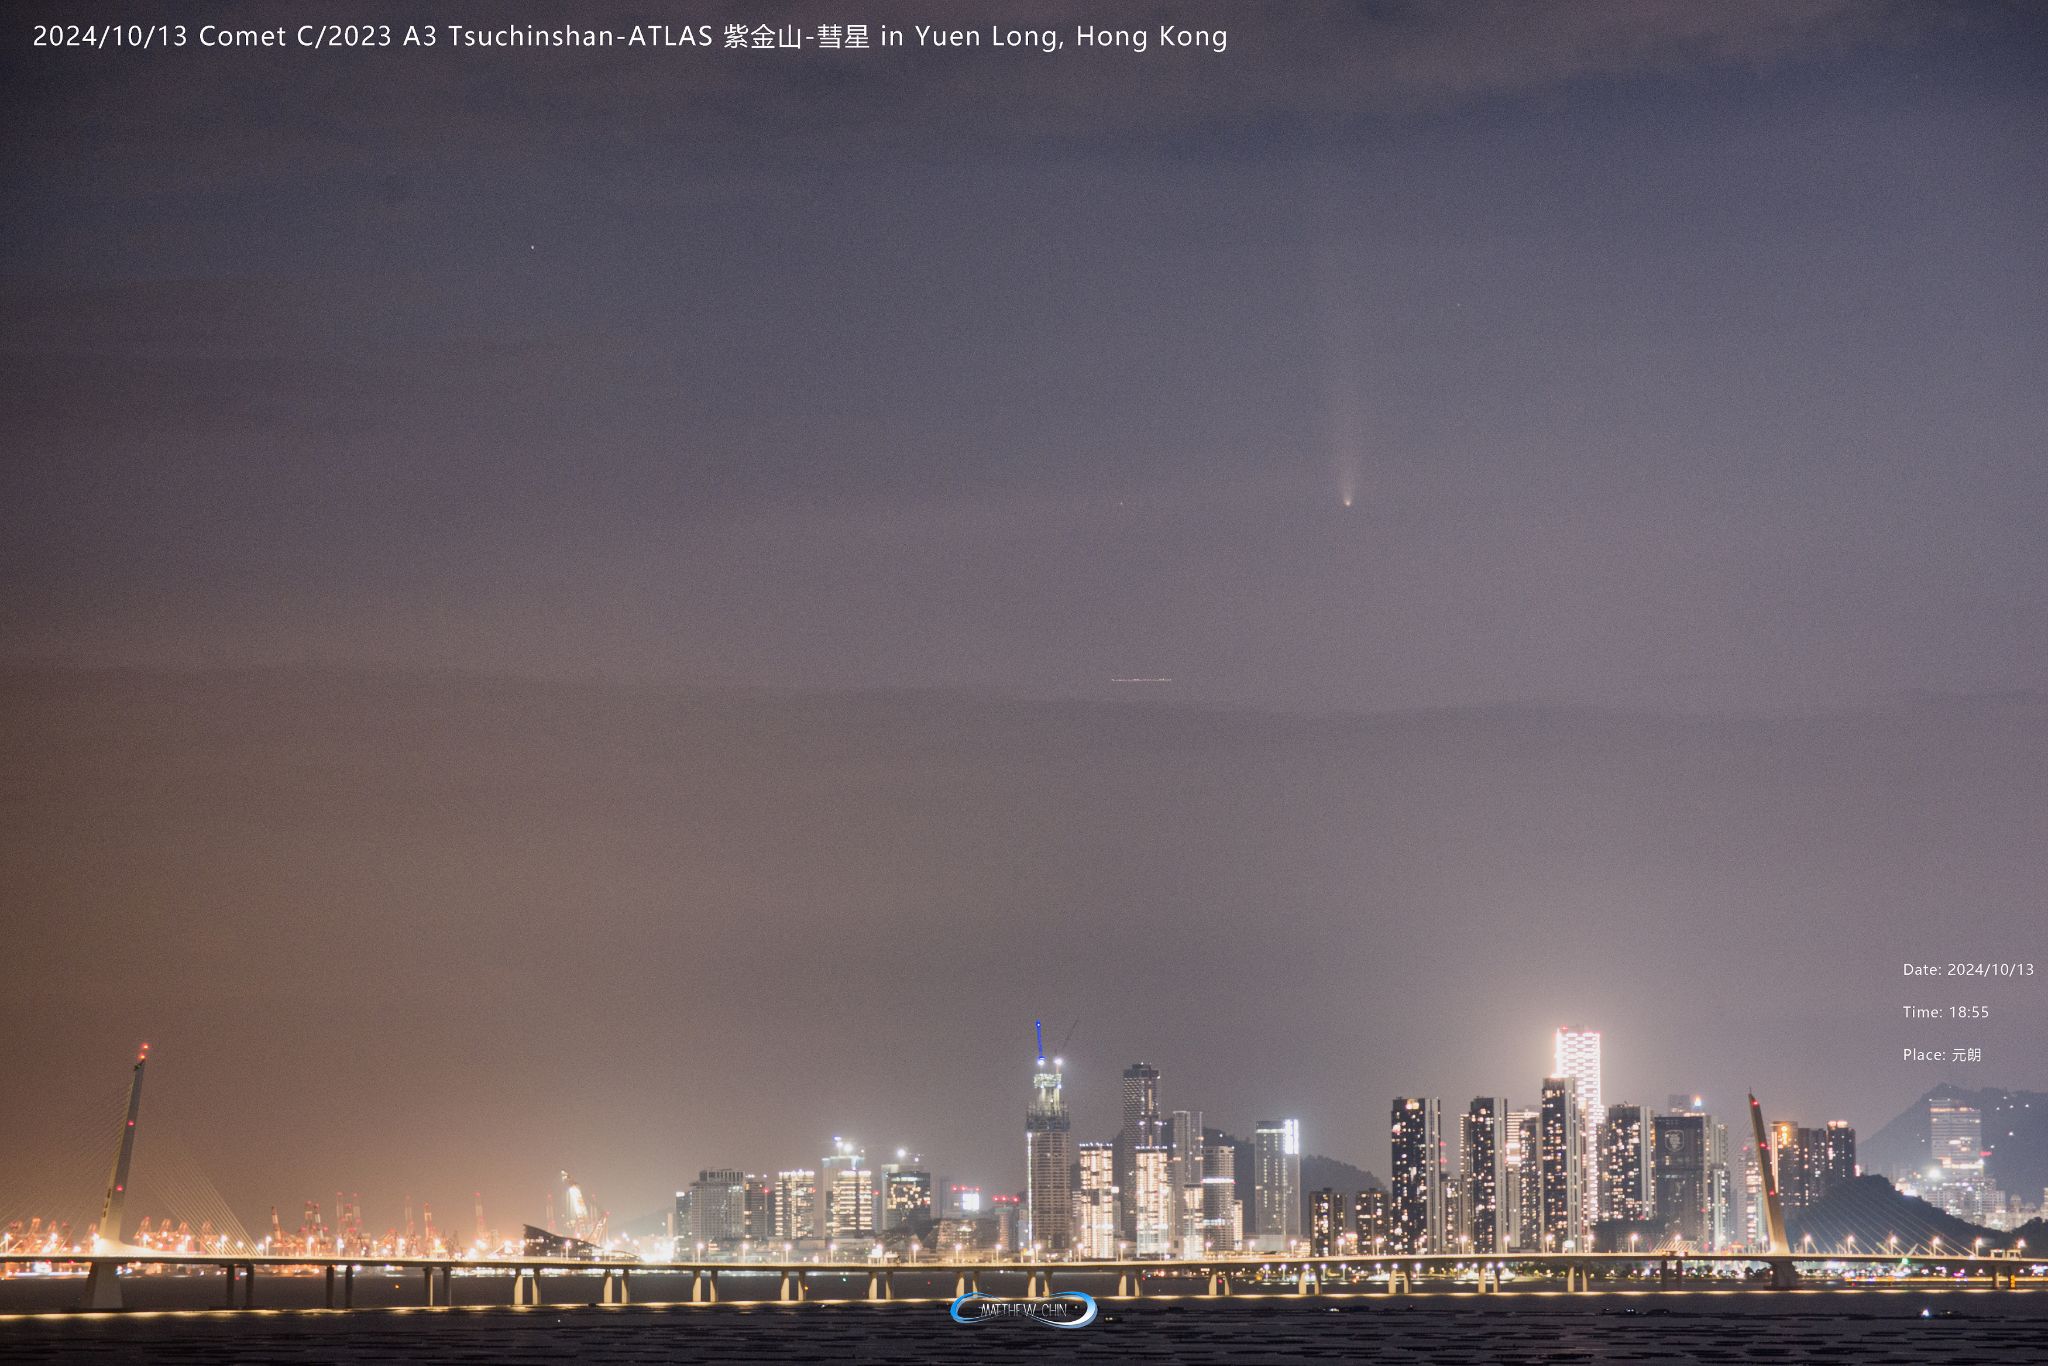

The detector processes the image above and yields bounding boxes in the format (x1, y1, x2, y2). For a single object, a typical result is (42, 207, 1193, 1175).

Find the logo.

(947, 1290, 1098, 1329)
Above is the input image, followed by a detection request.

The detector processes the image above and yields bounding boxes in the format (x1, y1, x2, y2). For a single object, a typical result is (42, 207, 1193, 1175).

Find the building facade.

(1024, 1054, 1073, 1253)
(1252, 1119, 1302, 1250)
(1554, 1027, 1604, 1232)
(1073, 1141, 1118, 1258)
(1539, 1076, 1584, 1250)
(1390, 1098, 1445, 1253)
(1462, 1097, 1508, 1253)
(1597, 1104, 1651, 1224)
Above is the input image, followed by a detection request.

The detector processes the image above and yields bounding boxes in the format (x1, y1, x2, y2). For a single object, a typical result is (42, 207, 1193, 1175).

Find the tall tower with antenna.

(1024, 1019, 1073, 1254)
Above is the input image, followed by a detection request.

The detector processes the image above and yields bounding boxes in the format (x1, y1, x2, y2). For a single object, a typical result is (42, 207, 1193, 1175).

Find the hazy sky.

(2, 2, 2044, 1234)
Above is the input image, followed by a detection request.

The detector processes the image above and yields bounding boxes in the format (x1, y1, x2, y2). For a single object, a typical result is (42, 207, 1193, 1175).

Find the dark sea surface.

(3, 1278, 2046, 1365)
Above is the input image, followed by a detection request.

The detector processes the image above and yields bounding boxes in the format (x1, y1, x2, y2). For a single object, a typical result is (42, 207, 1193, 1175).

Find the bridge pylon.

(84, 1044, 149, 1310)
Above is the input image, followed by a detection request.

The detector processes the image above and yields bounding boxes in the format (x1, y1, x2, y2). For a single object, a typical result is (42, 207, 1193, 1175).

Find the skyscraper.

(743, 1174, 775, 1245)
(772, 1170, 817, 1241)
(821, 1136, 867, 1235)
(1168, 1109, 1205, 1257)
(1073, 1141, 1118, 1259)
(1505, 1108, 1540, 1251)
(1132, 1145, 1174, 1256)
(1554, 1027, 1604, 1232)
(1597, 1104, 1651, 1225)
(1354, 1187, 1390, 1252)
(1652, 1111, 1715, 1250)
(688, 1169, 747, 1249)
(828, 1167, 874, 1238)
(881, 1164, 932, 1232)
(1024, 1045, 1073, 1254)
(1539, 1076, 1584, 1250)
(1252, 1118, 1302, 1251)
(1817, 1121, 1856, 1195)
(1116, 1063, 1163, 1244)
(1462, 1097, 1508, 1253)
(1390, 1098, 1445, 1252)
(1200, 1139, 1240, 1253)
(1309, 1188, 1341, 1255)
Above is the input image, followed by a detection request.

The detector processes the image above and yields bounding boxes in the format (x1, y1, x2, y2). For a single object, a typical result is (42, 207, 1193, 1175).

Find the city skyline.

(4, 1018, 1988, 1256)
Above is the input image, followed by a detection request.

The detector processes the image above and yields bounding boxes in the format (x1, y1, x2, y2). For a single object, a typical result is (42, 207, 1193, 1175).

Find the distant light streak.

(1109, 678, 1172, 684)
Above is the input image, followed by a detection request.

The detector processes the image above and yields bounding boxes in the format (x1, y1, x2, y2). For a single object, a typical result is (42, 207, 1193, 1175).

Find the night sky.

(3, 3, 2044, 1235)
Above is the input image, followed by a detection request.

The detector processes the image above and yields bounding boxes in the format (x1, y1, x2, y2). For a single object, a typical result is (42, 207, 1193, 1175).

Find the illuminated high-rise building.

(1168, 1109, 1205, 1256)
(688, 1169, 747, 1248)
(821, 1136, 867, 1235)
(1505, 1108, 1540, 1251)
(743, 1174, 774, 1244)
(1817, 1121, 1856, 1194)
(881, 1158, 932, 1232)
(1354, 1187, 1390, 1252)
(1554, 1027, 1604, 1232)
(1200, 1140, 1240, 1253)
(1132, 1145, 1174, 1256)
(1390, 1098, 1445, 1252)
(1309, 1188, 1343, 1256)
(1597, 1104, 1651, 1224)
(772, 1170, 818, 1241)
(829, 1167, 874, 1238)
(1462, 1097, 1508, 1253)
(1930, 1101, 1982, 1174)
(1116, 1063, 1163, 1244)
(1652, 1111, 1716, 1249)
(1024, 1043, 1073, 1254)
(1539, 1076, 1584, 1250)
(1073, 1141, 1118, 1258)
(1122, 1064, 1164, 1139)
(1252, 1119, 1302, 1251)
(1758, 1117, 1854, 1216)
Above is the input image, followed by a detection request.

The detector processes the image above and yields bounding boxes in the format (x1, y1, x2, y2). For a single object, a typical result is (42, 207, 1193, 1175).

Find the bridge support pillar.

(780, 1269, 808, 1302)
(952, 1270, 974, 1299)
(689, 1268, 716, 1303)
(1386, 1268, 1410, 1296)
(866, 1268, 894, 1301)
(222, 1263, 237, 1309)
(1766, 1258, 1797, 1291)
(1117, 1270, 1140, 1298)
(1206, 1268, 1227, 1297)
(600, 1268, 628, 1305)
(82, 1261, 123, 1312)
(344, 1264, 355, 1309)
(1296, 1265, 1318, 1295)
(423, 1266, 437, 1306)
(324, 1265, 337, 1309)
(513, 1267, 541, 1306)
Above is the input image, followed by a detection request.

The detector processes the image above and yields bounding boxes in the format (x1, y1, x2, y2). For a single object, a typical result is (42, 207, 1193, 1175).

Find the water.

(2, 1286, 2045, 1364)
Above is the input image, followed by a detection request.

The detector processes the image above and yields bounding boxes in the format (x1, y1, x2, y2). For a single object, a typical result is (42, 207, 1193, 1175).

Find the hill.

(1785, 1175, 2036, 1254)
(1861, 1086, 2048, 1200)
